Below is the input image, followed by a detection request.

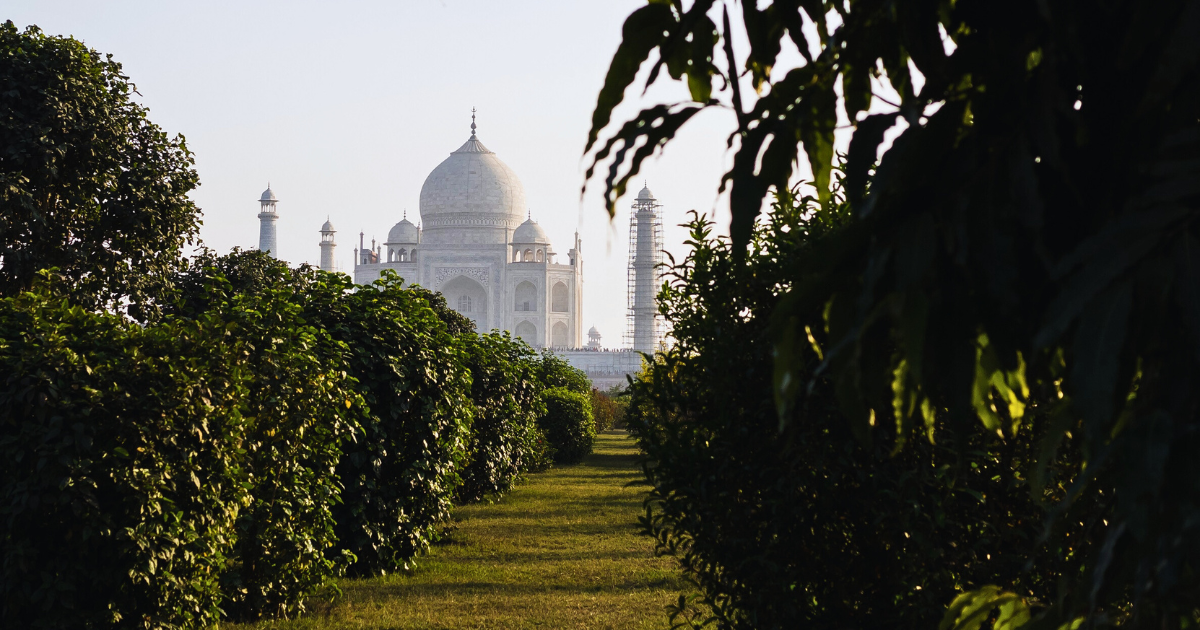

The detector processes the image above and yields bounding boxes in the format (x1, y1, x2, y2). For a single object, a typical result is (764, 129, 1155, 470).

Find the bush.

(519, 424, 555, 474)
(456, 332, 545, 503)
(590, 388, 617, 432)
(537, 351, 590, 395)
(538, 387, 595, 464)
(319, 272, 473, 573)
(0, 277, 247, 629)
(173, 256, 475, 577)
(606, 385, 630, 429)
(198, 274, 360, 620)
(628, 201, 1096, 629)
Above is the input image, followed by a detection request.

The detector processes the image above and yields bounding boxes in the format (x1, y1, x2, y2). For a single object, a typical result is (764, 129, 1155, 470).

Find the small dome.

(260, 186, 277, 202)
(321, 219, 335, 232)
(636, 185, 655, 201)
(588, 326, 600, 336)
(512, 218, 549, 244)
(387, 218, 419, 243)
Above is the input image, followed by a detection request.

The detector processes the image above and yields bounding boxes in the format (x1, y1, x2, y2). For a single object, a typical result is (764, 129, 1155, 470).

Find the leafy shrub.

(537, 351, 591, 395)
(317, 272, 473, 574)
(0, 276, 247, 630)
(538, 387, 595, 464)
(629, 200, 1096, 629)
(590, 388, 617, 432)
(174, 257, 474, 577)
(519, 424, 555, 473)
(197, 275, 360, 620)
(591, 2, 1200, 626)
(606, 385, 630, 429)
(456, 332, 545, 503)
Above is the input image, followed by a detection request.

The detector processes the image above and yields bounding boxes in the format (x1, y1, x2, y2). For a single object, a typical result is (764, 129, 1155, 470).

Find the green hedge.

(0, 278, 247, 629)
(538, 387, 595, 464)
(456, 332, 546, 503)
(316, 272, 473, 574)
(195, 273, 362, 620)
(0, 254, 572, 627)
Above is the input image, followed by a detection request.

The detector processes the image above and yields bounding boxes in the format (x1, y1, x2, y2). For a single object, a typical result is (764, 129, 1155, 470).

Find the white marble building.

(350, 115, 584, 349)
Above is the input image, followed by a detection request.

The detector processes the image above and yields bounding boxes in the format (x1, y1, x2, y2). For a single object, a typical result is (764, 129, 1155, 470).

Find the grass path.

(232, 430, 685, 630)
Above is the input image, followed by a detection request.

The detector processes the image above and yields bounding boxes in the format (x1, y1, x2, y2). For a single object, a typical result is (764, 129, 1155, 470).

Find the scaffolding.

(626, 188, 664, 352)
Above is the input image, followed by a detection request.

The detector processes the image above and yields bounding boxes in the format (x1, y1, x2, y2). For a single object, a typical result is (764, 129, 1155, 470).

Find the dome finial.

(403, 208, 407, 220)
(470, 107, 477, 137)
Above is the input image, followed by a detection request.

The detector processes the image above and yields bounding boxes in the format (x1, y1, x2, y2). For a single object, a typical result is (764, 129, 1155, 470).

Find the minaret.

(319, 218, 337, 272)
(628, 183, 663, 353)
(258, 184, 279, 258)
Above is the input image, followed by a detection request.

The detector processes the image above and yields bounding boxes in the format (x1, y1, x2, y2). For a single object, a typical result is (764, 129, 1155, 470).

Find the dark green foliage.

(456, 332, 546, 503)
(519, 423, 555, 474)
(590, 1, 1200, 626)
(408, 285, 476, 336)
(188, 270, 360, 621)
(603, 384, 631, 430)
(537, 351, 591, 395)
(630, 200, 1099, 629)
(0, 275, 246, 629)
(319, 271, 472, 575)
(0, 22, 200, 316)
(173, 256, 475, 577)
(539, 387, 596, 465)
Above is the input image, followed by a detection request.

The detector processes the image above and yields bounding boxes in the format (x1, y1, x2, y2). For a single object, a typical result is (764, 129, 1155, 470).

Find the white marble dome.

(636, 185, 655, 201)
(387, 218, 418, 243)
(419, 134, 527, 244)
(321, 218, 335, 232)
(260, 186, 277, 202)
(512, 218, 549, 244)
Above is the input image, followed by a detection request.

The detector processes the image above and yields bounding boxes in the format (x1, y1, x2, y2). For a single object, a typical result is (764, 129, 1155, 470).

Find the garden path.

(235, 430, 684, 630)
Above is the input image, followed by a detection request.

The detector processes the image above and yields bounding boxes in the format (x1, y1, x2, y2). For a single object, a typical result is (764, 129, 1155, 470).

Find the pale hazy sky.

(6, 0, 754, 344)
(8, 1, 900, 344)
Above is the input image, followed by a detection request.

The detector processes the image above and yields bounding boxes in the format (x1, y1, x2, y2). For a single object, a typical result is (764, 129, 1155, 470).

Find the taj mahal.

(255, 112, 662, 389)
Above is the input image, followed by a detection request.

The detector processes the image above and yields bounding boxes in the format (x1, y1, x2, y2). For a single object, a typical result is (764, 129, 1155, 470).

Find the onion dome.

(588, 326, 600, 336)
(512, 217, 549, 244)
(387, 218, 419, 243)
(321, 218, 335, 232)
(636, 184, 655, 201)
(260, 186, 277, 202)
(418, 113, 527, 245)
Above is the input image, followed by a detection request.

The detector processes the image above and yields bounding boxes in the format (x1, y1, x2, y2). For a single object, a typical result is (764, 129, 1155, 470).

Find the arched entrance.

(515, 321, 538, 347)
(515, 281, 537, 312)
(551, 322, 569, 348)
(441, 275, 488, 331)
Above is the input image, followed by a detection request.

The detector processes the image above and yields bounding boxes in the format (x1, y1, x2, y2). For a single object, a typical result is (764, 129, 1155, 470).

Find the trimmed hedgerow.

(538, 387, 596, 464)
(456, 332, 546, 503)
(174, 256, 475, 577)
(195, 272, 362, 621)
(314, 271, 473, 575)
(0, 251, 573, 626)
(0, 276, 247, 630)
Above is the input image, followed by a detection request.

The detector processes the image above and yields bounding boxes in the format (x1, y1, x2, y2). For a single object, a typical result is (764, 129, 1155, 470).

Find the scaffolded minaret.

(319, 218, 337, 272)
(258, 184, 279, 258)
(627, 184, 664, 353)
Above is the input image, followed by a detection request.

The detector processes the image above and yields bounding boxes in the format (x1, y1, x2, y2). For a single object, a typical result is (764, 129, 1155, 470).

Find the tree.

(0, 22, 201, 315)
(589, 1, 1200, 627)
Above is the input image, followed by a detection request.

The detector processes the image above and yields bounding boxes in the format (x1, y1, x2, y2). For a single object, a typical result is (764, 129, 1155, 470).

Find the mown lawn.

(227, 430, 686, 630)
